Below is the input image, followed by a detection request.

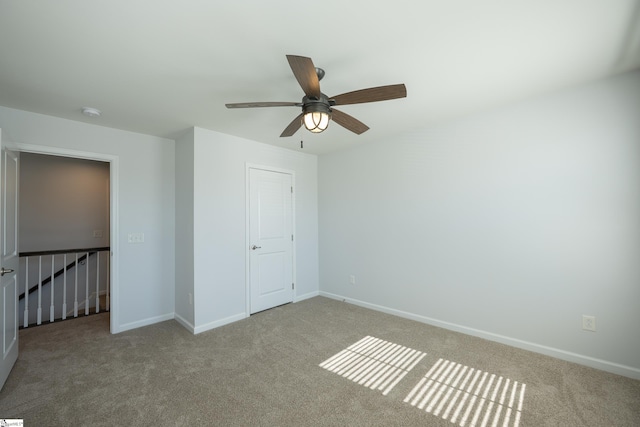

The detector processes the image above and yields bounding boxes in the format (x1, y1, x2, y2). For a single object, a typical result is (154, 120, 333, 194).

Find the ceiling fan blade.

(226, 101, 300, 108)
(331, 84, 406, 106)
(286, 55, 321, 99)
(330, 109, 369, 135)
(280, 113, 304, 137)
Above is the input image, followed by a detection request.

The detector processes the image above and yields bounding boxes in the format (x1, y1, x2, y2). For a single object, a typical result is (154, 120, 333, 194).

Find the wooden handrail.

(19, 246, 110, 257)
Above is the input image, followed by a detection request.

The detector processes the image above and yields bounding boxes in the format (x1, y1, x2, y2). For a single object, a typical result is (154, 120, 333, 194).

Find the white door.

(249, 168, 293, 314)
(0, 131, 19, 391)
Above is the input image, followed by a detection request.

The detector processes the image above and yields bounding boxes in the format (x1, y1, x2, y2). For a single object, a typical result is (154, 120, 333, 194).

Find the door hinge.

(292, 282, 295, 290)
(291, 234, 294, 241)
(291, 186, 293, 194)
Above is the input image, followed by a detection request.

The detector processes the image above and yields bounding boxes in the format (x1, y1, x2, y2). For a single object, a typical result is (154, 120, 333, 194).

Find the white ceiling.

(1, 1, 639, 155)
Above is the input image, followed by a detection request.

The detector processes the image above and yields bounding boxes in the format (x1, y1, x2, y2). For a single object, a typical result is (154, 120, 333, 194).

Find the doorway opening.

(18, 152, 111, 329)
(10, 143, 119, 334)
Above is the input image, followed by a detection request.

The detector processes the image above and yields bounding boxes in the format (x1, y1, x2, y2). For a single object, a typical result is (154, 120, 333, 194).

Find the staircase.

(19, 247, 110, 328)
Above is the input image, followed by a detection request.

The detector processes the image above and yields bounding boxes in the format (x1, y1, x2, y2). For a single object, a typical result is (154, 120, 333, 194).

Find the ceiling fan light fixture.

(302, 102, 331, 133)
(303, 111, 330, 133)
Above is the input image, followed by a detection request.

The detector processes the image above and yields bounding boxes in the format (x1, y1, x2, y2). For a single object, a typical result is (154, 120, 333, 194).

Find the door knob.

(251, 245, 262, 250)
(0, 267, 14, 276)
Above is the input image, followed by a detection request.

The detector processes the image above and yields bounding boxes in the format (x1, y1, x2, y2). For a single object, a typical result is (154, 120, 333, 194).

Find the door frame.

(245, 163, 296, 317)
(6, 142, 119, 334)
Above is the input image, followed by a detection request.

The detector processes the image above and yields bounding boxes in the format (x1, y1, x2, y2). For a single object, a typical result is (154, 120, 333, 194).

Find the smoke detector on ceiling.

(81, 107, 101, 118)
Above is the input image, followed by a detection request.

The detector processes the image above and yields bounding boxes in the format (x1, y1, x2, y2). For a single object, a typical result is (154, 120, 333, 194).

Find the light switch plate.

(128, 232, 145, 244)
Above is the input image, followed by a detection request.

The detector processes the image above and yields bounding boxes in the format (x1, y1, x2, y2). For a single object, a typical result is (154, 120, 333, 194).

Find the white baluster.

(85, 251, 89, 315)
(74, 253, 78, 317)
(106, 251, 110, 311)
(37, 256, 42, 325)
(50, 254, 55, 322)
(95, 252, 100, 313)
(62, 254, 67, 320)
(24, 257, 29, 328)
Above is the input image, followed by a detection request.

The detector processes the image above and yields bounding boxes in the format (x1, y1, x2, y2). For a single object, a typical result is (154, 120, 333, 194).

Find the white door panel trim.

(0, 138, 19, 390)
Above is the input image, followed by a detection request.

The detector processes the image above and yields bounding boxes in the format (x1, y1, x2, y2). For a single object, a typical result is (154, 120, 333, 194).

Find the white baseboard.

(185, 292, 320, 334)
(294, 290, 319, 303)
(174, 313, 195, 333)
(193, 312, 246, 335)
(319, 291, 640, 380)
(117, 313, 175, 333)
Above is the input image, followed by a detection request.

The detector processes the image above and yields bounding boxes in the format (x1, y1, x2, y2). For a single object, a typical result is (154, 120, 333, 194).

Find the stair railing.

(19, 247, 110, 328)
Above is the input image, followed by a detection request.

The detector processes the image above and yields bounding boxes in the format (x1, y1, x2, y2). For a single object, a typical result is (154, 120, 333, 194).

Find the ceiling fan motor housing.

(302, 93, 333, 115)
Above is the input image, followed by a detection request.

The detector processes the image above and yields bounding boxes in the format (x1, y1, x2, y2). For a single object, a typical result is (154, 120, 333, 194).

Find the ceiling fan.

(225, 55, 407, 137)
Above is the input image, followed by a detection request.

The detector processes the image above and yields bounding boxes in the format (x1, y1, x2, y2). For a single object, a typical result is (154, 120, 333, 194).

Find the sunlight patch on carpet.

(319, 336, 427, 395)
(404, 358, 526, 427)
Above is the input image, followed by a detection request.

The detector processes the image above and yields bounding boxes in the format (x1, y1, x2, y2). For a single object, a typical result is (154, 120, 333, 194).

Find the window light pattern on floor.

(404, 358, 526, 427)
(319, 336, 427, 396)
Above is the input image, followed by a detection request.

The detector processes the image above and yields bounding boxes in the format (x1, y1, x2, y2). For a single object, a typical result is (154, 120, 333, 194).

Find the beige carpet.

(1, 296, 638, 426)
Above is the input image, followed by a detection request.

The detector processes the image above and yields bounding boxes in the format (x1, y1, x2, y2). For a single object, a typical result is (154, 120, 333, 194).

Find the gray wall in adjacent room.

(19, 152, 110, 252)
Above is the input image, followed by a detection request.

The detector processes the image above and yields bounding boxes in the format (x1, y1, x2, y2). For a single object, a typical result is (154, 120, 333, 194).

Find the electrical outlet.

(93, 229, 103, 238)
(582, 315, 596, 332)
(349, 275, 356, 285)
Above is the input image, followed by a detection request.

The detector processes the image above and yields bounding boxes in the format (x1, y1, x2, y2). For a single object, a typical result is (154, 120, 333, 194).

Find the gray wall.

(174, 128, 195, 327)
(20, 152, 110, 252)
(190, 127, 319, 333)
(318, 71, 640, 378)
